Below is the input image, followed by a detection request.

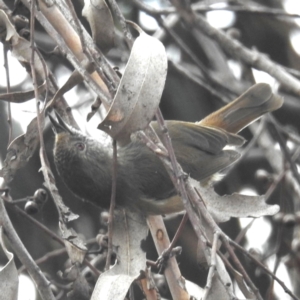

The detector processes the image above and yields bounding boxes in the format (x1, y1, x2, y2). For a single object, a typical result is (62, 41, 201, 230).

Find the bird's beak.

(48, 111, 73, 135)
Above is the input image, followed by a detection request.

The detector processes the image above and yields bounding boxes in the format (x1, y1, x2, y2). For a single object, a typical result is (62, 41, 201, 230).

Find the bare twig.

(105, 139, 117, 270)
(3, 43, 13, 145)
(230, 239, 299, 300)
(30, 0, 73, 225)
(156, 213, 188, 267)
(106, 0, 133, 49)
(18, 238, 97, 274)
(203, 231, 220, 300)
(267, 255, 281, 300)
(267, 120, 300, 186)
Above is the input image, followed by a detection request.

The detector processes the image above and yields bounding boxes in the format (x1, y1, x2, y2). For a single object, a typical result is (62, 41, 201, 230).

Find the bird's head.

(48, 112, 113, 207)
(48, 112, 91, 163)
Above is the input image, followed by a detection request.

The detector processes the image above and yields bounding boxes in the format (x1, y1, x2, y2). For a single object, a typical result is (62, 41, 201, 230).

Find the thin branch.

(202, 231, 220, 300)
(267, 120, 300, 186)
(105, 139, 117, 270)
(230, 239, 300, 300)
(30, 0, 69, 224)
(3, 43, 13, 146)
(267, 255, 281, 300)
(157, 213, 188, 266)
(106, 0, 133, 49)
(221, 235, 261, 299)
(18, 238, 97, 274)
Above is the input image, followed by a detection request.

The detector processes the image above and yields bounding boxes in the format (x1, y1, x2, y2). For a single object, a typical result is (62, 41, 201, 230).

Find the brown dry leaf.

(0, 227, 18, 300)
(98, 23, 168, 145)
(91, 209, 148, 300)
(82, 0, 115, 54)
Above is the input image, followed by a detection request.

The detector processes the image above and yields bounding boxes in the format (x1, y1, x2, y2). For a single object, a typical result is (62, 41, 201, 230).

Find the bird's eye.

(76, 142, 85, 151)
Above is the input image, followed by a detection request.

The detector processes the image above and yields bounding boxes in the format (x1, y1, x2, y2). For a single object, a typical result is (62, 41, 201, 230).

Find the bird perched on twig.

(49, 83, 283, 215)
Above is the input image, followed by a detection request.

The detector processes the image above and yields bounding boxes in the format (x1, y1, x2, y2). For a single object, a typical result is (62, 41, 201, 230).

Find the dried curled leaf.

(91, 210, 148, 300)
(82, 0, 115, 54)
(98, 23, 168, 145)
(0, 227, 18, 300)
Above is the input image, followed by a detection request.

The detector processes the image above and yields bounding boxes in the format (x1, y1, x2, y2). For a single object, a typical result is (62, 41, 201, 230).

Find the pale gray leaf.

(91, 209, 148, 300)
(193, 180, 280, 223)
(98, 23, 168, 145)
(206, 275, 231, 300)
(213, 255, 235, 299)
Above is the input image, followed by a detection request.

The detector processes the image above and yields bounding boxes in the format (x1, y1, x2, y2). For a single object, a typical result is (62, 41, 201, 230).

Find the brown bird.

(49, 83, 283, 215)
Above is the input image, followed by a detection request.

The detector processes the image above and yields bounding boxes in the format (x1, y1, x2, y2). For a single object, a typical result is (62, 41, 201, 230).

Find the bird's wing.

(151, 121, 244, 181)
(153, 121, 244, 154)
